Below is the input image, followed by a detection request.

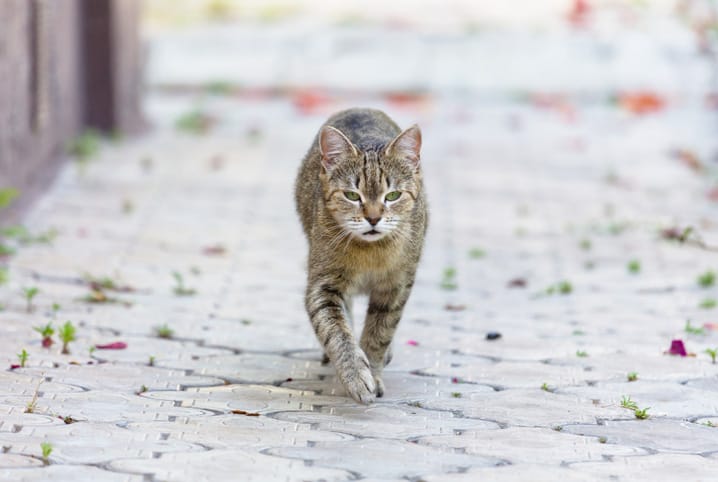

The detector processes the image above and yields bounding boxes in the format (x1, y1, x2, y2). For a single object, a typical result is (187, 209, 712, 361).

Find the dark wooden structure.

(0, 0, 143, 221)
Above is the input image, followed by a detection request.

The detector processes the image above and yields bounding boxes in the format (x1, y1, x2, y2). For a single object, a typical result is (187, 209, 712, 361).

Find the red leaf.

(406, 340, 419, 346)
(567, 0, 591, 27)
(507, 278, 527, 288)
(95, 342, 127, 350)
(664, 339, 687, 356)
(9, 364, 20, 370)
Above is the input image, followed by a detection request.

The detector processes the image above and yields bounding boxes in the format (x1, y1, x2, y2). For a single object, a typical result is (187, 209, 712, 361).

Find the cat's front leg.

(359, 281, 412, 397)
(305, 280, 375, 404)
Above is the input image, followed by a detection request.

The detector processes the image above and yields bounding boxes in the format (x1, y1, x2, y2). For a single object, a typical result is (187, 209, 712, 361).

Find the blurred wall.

(0, 0, 143, 221)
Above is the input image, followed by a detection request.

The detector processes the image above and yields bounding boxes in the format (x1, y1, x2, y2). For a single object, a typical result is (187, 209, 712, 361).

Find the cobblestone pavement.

(2, 2, 718, 481)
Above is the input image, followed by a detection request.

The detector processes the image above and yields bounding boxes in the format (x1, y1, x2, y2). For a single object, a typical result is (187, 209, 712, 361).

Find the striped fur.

(295, 108, 427, 403)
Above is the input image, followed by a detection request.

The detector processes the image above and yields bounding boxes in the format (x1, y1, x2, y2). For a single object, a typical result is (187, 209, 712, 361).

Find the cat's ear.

(386, 124, 421, 169)
(319, 126, 357, 170)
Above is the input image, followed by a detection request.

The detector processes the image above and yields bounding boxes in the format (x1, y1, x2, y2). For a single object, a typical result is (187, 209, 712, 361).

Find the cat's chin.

(353, 230, 389, 242)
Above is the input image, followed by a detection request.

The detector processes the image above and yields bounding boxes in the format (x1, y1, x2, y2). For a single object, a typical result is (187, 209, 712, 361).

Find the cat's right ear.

(319, 126, 357, 171)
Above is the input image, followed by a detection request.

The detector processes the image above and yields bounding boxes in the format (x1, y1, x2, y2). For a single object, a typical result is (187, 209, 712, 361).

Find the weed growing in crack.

(58, 321, 76, 355)
(22, 287, 39, 313)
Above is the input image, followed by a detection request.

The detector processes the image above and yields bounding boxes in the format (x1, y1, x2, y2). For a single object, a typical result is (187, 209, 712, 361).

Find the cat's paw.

(374, 375, 385, 398)
(337, 349, 376, 404)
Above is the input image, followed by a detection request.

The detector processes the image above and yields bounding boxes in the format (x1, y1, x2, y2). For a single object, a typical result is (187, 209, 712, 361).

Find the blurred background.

(1, 0, 717, 219)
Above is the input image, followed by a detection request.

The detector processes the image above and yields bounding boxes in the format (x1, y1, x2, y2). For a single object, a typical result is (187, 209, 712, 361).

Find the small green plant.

(241, 319, 252, 325)
(572, 329, 586, 336)
(52, 302, 61, 313)
(0, 188, 19, 209)
(698, 270, 716, 288)
(68, 129, 101, 168)
(175, 109, 214, 135)
(468, 248, 486, 259)
(88, 346, 96, 357)
(546, 281, 573, 295)
(705, 348, 717, 364)
(576, 350, 588, 358)
(0, 267, 8, 285)
(627, 372, 638, 382)
(450, 392, 462, 398)
(699, 298, 717, 310)
(17, 349, 29, 368)
(172, 271, 196, 296)
(155, 324, 174, 339)
(684, 319, 705, 335)
(620, 395, 638, 410)
(33, 322, 54, 348)
(148, 355, 156, 366)
(598, 436, 607, 444)
(627, 260, 641, 274)
(440, 267, 458, 290)
(704, 420, 715, 427)
(40, 442, 52, 463)
(137, 385, 148, 394)
(552, 425, 563, 432)
(541, 382, 554, 392)
(58, 321, 76, 354)
(634, 407, 650, 420)
(22, 287, 39, 313)
(579, 239, 592, 251)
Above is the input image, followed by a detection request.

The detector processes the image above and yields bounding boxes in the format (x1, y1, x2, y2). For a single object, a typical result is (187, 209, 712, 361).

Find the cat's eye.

(385, 191, 401, 202)
(344, 191, 361, 202)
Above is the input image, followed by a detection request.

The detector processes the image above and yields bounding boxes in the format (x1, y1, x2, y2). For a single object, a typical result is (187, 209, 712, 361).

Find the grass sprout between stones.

(17, 349, 28, 368)
(22, 287, 39, 313)
(705, 348, 717, 364)
(172, 271, 196, 296)
(440, 267, 457, 290)
(627, 260, 641, 273)
(40, 442, 52, 464)
(34, 322, 54, 348)
(699, 298, 717, 309)
(627, 372, 638, 382)
(155, 324, 174, 339)
(58, 321, 76, 354)
(697, 270, 716, 288)
(684, 320, 705, 336)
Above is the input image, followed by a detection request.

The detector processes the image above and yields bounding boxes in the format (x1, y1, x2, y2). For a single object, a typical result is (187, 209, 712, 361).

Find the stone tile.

(571, 453, 718, 480)
(418, 427, 645, 465)
(267, 439, 502, 479)
(108, 449, 353, 482)
(424, 464, 604, 482)
(563, 419, 718, 453)
(273, 404, 499, 439)
(0, 465, 144, 482)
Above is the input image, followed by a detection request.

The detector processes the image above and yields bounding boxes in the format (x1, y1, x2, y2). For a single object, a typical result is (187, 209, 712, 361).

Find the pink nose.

(366, 216, 381, 226)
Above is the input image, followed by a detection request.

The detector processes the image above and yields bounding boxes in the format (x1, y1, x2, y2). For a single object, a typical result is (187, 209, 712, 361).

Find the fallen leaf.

(708, 187, 718, 202)
(231, 409, 260, 416)
(9, 364, 20, 370)
(444, 304, 466, 311)
(671, 149, 703, 172)
(507, 278, 527, 288)
(664, 339, 695, 357)
(95, 342, 128, 350)
(202, 244, 227, 256)
(618, 92, 665, 115)
(406, 340, 419, 346)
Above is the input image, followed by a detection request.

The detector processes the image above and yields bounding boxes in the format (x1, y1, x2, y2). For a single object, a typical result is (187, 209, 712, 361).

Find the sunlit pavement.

(1, 2, 718, 480)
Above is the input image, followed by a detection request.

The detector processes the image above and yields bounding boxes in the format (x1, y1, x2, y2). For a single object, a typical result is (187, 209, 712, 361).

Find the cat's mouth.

(363, 229, 381, 236)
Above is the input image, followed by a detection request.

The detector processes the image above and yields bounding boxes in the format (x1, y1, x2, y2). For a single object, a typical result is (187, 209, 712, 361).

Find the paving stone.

(423, 464, 604, 482)
(108, 449, 353, 482)
(273, 404, 499, 439)
(563, 419, 718, 453)
(145, 384, 351, 413)
(418, 426, 645, 465)
(0, 465, 144, 482)
(124, 414, 352, 449)
(420, 389, 631, 427)
(267, 439, 502, 479)
(571, 453, 718, 481)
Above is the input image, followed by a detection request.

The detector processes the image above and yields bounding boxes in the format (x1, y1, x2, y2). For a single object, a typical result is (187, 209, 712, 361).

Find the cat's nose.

(366, 216, 381, 226)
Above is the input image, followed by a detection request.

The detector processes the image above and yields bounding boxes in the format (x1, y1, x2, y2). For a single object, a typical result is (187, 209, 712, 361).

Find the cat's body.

(295, 108, 427, 403)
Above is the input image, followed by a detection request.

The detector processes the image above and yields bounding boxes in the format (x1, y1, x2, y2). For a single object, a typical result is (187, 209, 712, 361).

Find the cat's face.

(319, 125, 422, 243)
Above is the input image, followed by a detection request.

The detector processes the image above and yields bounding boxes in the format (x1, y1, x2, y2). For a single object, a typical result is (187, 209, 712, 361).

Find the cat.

(295, 108, 427, 403)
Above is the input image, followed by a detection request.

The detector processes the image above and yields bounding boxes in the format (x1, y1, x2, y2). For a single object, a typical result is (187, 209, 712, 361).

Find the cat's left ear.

(386, 124, 421, 169)
(319, 126, 358, 171)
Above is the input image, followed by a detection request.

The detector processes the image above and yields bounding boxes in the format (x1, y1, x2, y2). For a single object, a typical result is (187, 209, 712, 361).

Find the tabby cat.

(295, 108, 427, 403)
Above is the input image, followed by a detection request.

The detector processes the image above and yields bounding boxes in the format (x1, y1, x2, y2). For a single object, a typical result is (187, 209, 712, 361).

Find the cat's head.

(318, 124, 422, 243)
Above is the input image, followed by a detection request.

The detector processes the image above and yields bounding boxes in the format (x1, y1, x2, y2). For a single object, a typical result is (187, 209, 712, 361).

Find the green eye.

(344, 191, 360, 202)
(385, 191, 401, 202)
